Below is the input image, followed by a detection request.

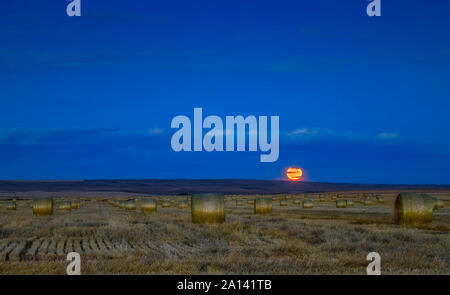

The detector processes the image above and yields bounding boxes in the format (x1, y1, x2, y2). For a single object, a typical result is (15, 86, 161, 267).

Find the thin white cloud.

(148, 128, 163, 135)
(0, 127, 166, 147)
(288, 127, 335, 137)
(376, 132, 399, 139)
(287, 127, 399, 142)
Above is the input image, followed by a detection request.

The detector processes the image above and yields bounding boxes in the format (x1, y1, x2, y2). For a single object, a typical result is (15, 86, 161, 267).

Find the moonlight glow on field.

(286, 168, 303, 181)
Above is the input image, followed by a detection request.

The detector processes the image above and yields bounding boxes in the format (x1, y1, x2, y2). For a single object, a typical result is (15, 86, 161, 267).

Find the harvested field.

(0, 193, 448, 274)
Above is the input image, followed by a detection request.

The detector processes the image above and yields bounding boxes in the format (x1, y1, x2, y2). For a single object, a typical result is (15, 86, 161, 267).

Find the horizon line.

(0, 178, 449, 187)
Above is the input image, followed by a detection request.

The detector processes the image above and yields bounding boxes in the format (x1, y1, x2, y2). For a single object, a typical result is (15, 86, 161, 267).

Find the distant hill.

(0, 179, 449, 195)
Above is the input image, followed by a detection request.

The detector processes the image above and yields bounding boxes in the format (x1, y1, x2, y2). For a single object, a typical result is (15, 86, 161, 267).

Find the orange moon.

(286, 167, 303, 181)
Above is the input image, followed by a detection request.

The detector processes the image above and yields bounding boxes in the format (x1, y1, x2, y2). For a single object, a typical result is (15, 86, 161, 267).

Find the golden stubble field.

(0, 192, 449, 275)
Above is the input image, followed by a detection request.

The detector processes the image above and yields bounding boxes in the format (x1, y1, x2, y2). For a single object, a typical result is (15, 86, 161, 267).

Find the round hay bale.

(376, 195, 385, 203)
(247, 199, 255, 205)
(336, 199, 347, 208)
(32, 198, 53, 215)
(161, 201, 171, 208)
(191, 193, 225, 224)
(125, 200, 136, 210)
(58, 201, 72, 211)
(71, 201, 79, 209)
(280, 199, 288, 206)
(346, 199, 354, 207)
(254, 198, 272, 214)
(178, 200, 189, 209)
(434, 199, 444, 209)
(331, 195, 337, 200)
(236, 200, 244, 206)
(140, 198, 157, 213)
(303, 199, 314, 209)
(394, 193, 437, 225)
(319, 195, 327, 202)
(6, 201, 16, 210)
(293, 198, 302, 205)
(361, 196, 374, 205)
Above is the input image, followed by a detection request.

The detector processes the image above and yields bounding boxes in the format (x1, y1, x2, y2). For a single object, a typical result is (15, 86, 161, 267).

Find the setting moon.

(286, 167, 303, 181)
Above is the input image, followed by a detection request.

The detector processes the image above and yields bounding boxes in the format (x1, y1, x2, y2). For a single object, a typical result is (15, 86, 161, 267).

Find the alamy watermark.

(367, 0, 381, 17)
(170, 108, 279, 162)
(66, 0, 81, 17)
(66, 1, 380, 18)
(366, 252, 381, 275)
(66, 252, 81, 275)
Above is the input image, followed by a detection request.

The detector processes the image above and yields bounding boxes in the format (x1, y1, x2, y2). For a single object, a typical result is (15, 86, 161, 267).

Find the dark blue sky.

(1, 1, 450, 184)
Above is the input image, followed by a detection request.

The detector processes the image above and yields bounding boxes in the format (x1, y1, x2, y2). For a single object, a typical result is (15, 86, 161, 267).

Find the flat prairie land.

(0, 192, 448, 275)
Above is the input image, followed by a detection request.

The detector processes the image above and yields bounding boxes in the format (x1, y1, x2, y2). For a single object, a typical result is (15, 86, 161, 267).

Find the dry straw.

(303, 199, 314, 209)
(247, 199, 255, 205)
(254, 198, 272, 214)
(32, 198, 53, 215)
(280, 199, 288, 207)
(58, 201, 72, 211)
(346, 199, 354, 207)
(293, 198, 301, 205)
(140, 198, 157, 213)
(336, 199, 347, 208)
(191, 193, 225, 224)
(394, 193, 437, 225)
(236, 200, 244, 206)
